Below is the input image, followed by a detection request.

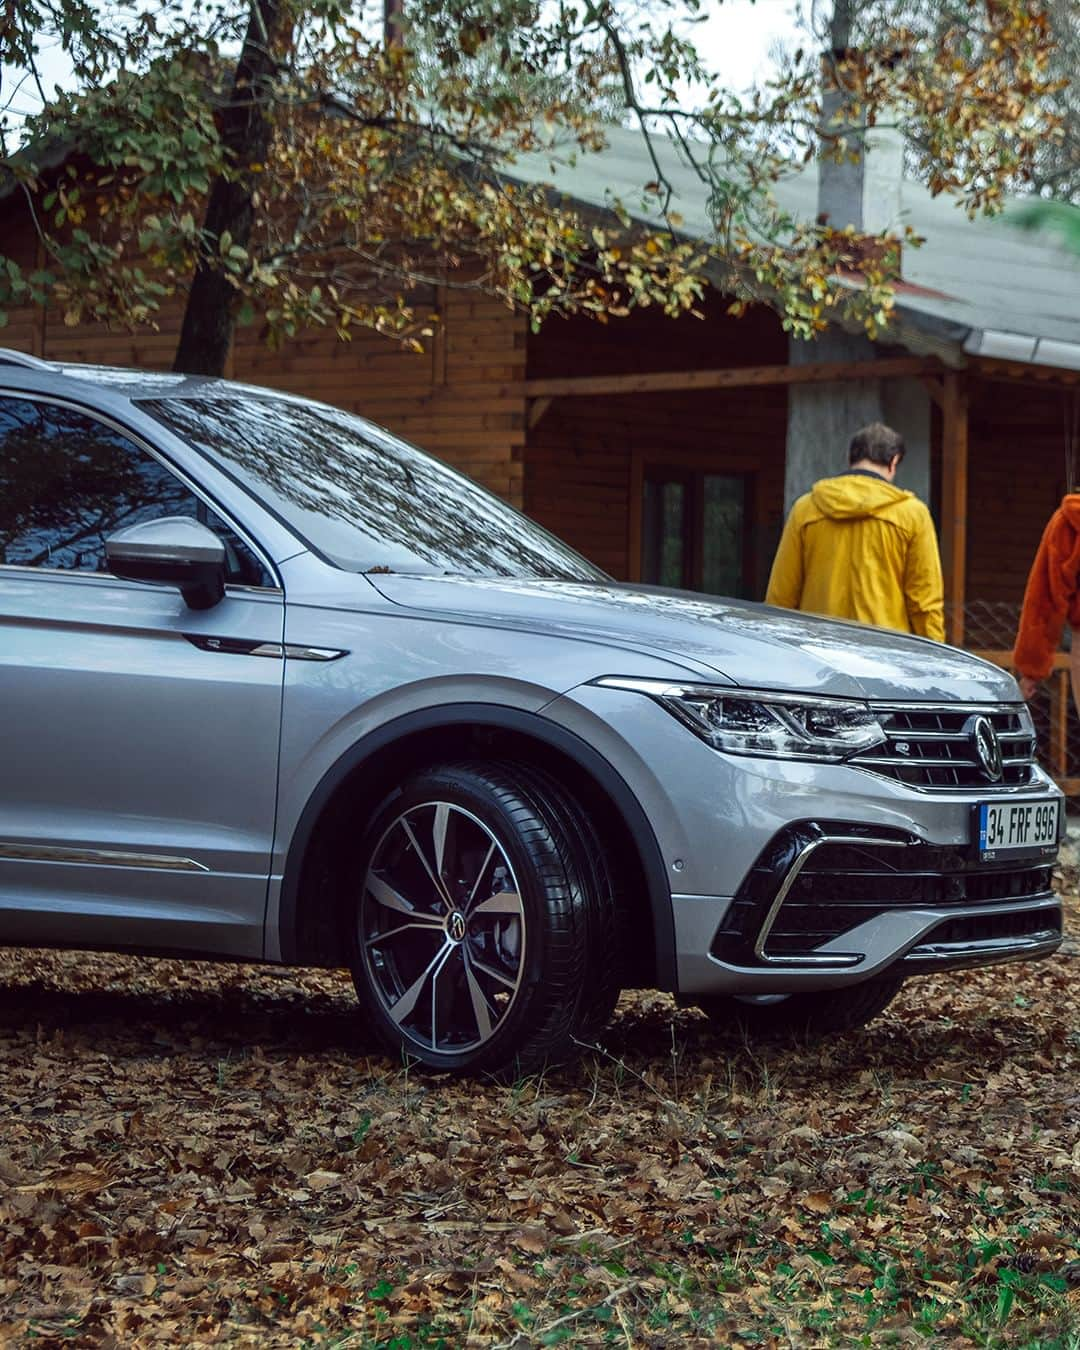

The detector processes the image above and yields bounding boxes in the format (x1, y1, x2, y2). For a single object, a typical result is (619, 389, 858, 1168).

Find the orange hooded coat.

(1013, 495, 1080, 681)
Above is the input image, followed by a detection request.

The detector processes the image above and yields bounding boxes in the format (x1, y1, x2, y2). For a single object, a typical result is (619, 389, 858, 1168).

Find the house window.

(641, 469, 747, 597)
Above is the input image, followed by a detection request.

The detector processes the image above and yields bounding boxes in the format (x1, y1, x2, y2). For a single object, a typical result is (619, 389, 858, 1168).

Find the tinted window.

(141, 393, 607, 580)
(0, 396, 272, 585)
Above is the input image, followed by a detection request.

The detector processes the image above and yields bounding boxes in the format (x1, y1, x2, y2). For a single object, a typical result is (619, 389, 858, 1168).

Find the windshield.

(139, 392, 607, 581)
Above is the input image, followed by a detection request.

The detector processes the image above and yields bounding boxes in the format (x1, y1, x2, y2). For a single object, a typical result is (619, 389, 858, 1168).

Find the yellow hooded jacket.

(765, 472, 945, 642)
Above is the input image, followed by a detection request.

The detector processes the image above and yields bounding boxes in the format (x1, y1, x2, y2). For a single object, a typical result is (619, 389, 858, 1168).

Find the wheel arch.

(275, 703, 676, 991)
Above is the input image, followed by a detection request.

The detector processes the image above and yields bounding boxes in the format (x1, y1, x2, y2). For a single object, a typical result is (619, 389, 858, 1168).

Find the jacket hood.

(1058, 494, 1080, 528)
(810, 473, 913, 520)
(364, 573, 1018, 704)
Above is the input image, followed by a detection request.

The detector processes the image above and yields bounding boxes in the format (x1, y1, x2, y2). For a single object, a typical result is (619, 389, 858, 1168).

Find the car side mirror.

(105, 517, 227, 610)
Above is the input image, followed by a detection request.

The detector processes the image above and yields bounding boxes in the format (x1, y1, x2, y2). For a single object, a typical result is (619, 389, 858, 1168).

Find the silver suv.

(0, 351, 1064, 1075)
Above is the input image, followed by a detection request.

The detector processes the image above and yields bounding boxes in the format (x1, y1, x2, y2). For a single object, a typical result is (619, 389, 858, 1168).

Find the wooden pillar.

(941, 372, 969, 646)
(431, 283, 448, 387)
(1052, 667, 1069, 781)
(31, 241, 47, 359)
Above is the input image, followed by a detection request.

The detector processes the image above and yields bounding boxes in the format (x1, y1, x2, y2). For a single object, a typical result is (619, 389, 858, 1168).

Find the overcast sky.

(3, 0, 802, 132)
(699, 0, 800, 87)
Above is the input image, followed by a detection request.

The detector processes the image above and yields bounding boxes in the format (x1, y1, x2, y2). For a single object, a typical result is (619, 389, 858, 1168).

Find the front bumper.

(545, 685, 1065, 996)
(680, 821, 1062, 994)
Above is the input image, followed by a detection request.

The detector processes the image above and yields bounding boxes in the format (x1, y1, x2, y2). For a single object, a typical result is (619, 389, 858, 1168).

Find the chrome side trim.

(284, 644, 347, 662)
(753, 833, 911, 968)
(182, 635, 346, 661)
(0, 843, 210, 872)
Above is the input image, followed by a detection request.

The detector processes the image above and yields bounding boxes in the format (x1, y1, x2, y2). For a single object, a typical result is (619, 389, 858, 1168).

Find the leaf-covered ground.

(1, 894, 1077, 1347)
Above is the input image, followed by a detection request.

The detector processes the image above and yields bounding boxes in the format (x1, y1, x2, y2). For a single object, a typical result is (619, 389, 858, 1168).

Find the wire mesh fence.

(960, 600, 1079, 809)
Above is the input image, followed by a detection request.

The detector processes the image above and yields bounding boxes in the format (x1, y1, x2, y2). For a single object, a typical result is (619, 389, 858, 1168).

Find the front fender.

(270, 701, 676, 989)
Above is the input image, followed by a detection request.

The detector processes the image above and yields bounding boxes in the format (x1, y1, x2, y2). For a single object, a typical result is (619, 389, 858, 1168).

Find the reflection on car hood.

(367, 575, 1019, 703)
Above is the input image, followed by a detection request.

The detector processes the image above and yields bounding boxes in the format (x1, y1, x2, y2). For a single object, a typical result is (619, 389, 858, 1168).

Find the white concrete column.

(783, 339, 930, 512)
(881, 375, 931, 509)
(784, 331, 883, 513)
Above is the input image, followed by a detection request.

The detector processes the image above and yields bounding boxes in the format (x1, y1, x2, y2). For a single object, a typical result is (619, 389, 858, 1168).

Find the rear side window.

(0, 395, 272, 586)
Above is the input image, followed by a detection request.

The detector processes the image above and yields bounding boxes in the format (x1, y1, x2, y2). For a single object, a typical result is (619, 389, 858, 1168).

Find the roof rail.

(0, 348, 52, 369)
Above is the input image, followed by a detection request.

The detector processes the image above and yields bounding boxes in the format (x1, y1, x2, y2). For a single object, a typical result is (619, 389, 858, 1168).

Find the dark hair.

(848, 422, 905, 467)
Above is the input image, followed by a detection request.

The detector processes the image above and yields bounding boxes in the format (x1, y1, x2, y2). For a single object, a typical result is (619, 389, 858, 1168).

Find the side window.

(0, 396, 273, 586)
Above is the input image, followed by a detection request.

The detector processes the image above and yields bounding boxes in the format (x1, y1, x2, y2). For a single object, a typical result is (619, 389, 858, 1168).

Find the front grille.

(851, 704, 1036, 790)
(713, 823, 1057, 965)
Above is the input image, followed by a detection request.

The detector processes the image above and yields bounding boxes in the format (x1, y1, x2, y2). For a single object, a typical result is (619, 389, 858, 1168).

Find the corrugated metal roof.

(506, 124, 1080, 363)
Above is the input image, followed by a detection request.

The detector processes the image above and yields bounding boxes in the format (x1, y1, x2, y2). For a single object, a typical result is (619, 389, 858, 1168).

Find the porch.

(521, 303, 1080, 795)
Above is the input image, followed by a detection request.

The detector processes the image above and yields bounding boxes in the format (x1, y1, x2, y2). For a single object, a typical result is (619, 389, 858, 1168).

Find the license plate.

(976, 798, 1062, 861)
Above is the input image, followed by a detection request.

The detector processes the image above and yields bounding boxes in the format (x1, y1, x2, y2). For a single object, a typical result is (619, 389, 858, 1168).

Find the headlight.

(594, 677, 886, 762)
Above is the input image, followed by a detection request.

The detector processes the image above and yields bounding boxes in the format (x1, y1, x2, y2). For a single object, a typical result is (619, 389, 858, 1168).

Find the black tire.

(348, 761, 612, 1077)
(697, 977, 903, 1040)
(506, 763, 623, 1044)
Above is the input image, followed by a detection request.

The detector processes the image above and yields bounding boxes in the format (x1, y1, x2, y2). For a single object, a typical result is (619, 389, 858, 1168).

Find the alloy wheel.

(359, 800, 526, 1056)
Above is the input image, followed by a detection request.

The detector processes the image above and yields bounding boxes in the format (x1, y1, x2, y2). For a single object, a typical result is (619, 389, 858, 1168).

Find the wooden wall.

(523, 302, 790, 593)
(1, 217, 44, 358)
(966, 376, 1075, 609)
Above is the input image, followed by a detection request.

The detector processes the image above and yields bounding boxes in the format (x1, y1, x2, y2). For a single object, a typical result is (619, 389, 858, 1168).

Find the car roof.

(0, 349, 294, 404)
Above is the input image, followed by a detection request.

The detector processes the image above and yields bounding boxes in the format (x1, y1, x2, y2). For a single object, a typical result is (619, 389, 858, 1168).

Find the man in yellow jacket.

(765, 422, 945, 642)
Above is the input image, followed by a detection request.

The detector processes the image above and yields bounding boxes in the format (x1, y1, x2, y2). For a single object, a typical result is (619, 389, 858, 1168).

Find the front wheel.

(348, 762, 614, 1078)
(697, 978, 904, 1040)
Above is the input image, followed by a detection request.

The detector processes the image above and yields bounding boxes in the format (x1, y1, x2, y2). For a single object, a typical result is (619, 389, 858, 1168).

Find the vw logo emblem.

(447, 911, 467, 942)
(971, 715, 1003, 783)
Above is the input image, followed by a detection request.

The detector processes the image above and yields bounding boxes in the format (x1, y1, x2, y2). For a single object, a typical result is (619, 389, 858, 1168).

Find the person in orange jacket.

(766, 422, 945, 642)
(1012, 495, 1080, 702)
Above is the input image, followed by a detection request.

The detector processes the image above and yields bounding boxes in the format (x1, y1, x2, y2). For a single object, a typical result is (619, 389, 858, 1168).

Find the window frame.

(631, 451, 755, 597)
(0, 389, 281, 592)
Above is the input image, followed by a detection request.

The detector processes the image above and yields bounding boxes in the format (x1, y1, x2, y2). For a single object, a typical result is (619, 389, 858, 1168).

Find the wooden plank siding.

(523, 303, 790, 591)
(0, 216, 43, 358)
(965, 376, 1075, 609)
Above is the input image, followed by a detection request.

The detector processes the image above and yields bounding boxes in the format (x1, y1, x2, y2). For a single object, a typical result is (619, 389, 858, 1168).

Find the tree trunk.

(830, 0, 855, 52)
(384, 0, 404, 48)
(173, 0, 290, 376)
(818, 0, 864, 227)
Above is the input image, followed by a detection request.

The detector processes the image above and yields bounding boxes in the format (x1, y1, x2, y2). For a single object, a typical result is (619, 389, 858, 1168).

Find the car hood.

(366, 574, 1019, 703)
